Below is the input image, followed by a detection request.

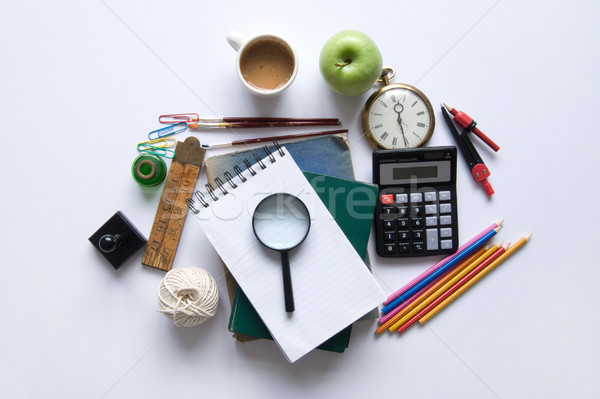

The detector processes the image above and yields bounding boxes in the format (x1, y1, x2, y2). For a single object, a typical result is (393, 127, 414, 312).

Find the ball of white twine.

(157, 267, 219, 327)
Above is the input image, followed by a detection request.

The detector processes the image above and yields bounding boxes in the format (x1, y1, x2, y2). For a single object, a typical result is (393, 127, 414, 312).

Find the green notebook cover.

(227, 171, 378, 353)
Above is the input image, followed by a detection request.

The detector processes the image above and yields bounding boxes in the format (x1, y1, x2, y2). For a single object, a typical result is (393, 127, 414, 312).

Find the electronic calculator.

(373, 146, 459, 257)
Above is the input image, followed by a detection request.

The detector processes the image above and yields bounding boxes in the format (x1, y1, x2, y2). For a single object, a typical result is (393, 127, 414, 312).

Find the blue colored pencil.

(381, 226, 501, 314)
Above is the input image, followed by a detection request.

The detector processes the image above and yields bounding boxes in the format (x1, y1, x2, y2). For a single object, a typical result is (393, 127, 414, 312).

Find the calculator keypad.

(376, 188, 458, 257)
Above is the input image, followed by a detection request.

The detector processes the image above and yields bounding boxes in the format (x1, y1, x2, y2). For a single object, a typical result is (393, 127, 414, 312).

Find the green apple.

(319, 30, 383, 96)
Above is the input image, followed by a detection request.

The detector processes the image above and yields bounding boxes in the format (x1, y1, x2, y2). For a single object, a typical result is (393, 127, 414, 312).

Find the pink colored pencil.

(383, 221, 502, 305)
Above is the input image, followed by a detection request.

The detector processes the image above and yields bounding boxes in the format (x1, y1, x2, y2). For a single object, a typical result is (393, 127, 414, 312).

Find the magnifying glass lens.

(252, 193, 311, 312)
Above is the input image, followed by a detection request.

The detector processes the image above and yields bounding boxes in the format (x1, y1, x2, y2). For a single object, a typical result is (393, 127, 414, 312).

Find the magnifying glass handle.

(281, 251, 295, 312)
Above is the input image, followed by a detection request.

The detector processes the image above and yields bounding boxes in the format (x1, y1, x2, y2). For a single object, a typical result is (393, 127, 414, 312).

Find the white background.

(1, 0, 598, 398)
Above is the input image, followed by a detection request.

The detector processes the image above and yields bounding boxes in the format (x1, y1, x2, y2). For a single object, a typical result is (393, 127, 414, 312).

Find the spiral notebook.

(190, 145, 385, 363)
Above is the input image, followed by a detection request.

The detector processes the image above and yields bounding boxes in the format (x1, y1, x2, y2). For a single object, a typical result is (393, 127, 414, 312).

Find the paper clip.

(147, 122, 187, 140)
(137, 137, 176, 159)
(137, 137, 176, 151)
(158, 113, 200, 124)
(140, 145, 175, 159)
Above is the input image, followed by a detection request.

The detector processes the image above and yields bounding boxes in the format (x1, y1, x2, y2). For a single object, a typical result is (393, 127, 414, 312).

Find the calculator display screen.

(380, 160, 452, 185)
(393, 166, 438, 180)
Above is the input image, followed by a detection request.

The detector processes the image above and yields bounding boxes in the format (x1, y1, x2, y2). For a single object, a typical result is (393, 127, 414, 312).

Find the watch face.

(363, 84, 435, 149)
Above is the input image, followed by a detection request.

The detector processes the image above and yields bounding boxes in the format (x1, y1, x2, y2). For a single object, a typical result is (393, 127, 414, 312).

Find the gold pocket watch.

(361, 68, 435, 150)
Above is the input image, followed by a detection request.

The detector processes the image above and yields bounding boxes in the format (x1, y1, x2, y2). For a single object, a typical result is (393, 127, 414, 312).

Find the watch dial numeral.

(412, 100, 418, 107)
(417, 122, 426, 128)
(378, 100, 388, 108)
(380, 132, 389, 140)
(392, 137, 397, 147)
(416, 111, 425, 116)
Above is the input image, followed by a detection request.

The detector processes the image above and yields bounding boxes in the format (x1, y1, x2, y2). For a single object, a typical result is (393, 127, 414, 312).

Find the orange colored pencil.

(419, 235, 531, 324)
(389, 244, 500, 332)
(375, 246, 488, 334)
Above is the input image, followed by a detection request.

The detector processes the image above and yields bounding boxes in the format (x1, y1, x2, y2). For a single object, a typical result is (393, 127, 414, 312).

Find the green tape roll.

(132, 153, 167, 187)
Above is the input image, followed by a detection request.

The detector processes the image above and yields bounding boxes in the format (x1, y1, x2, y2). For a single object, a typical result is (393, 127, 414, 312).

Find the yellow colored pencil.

(375, 247, 488, 334)
(419, 234, 532, 324)
(389, 244, 499, 331)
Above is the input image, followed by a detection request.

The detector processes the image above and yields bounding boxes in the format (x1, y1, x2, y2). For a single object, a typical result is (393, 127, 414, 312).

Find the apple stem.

(335, 61, 350, 67)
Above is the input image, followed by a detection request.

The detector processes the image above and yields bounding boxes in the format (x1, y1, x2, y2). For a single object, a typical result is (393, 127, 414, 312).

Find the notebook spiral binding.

(187, 141, 285, 214)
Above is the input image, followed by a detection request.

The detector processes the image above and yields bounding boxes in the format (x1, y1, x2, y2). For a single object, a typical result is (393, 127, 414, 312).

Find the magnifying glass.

(252, 193, 311, 312)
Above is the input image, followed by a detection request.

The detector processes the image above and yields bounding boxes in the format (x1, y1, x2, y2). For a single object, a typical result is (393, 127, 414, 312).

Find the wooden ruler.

(142, 136, 206, 271)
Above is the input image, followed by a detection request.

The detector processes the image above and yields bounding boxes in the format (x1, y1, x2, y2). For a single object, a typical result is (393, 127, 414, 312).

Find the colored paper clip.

(137, 137, 177, 151)
(147, 122, 187, 140)
(158, 113, 200, 124)
(137, 144, 175, 159)
(137, 137, 176, 159)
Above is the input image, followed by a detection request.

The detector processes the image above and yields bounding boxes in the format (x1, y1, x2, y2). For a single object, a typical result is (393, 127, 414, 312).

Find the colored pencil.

(419, 235, 532, 324)
(390, 244, 504, 332)
(381, 226, 501, 314)
(376, 246, 488, 332)
(383, 221, 502, 306)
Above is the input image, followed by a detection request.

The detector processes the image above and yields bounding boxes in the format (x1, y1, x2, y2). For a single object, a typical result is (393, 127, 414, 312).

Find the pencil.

(376, 246, 488, 333)
(391, 244, 503, 333)
(419, 234, 532, 324)
(381, 226, 502, 314)
(383, 221, 502, 306)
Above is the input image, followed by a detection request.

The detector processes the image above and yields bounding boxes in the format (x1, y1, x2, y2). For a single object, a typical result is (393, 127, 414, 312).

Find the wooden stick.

(188, 117, 341, 129)
(201, 129, 348, 149)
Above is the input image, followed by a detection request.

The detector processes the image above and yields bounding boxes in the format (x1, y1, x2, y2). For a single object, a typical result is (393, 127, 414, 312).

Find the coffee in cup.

(227, 31, 298, 97)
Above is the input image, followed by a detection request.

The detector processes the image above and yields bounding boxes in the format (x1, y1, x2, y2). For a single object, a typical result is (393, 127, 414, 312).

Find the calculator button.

(426, 216, 438, 226)
(440, 227, 453, 238)
(410, 193, 423, 203)
(381, 194, 394, 204)
(412, 230, 424, 240)
(411, 206, 423, 217)
(384, 243, 396, 254)
(398, 231, 409, 241)
(425, 204, 437, 215)
(426, 229, 439, 251)
(439, 191, 451, 201)
(424, 192, 437, 202)
(396, 194, 408, 204)
(398, 206, 408, 217)
(383, 231, 396, 242)
(440, 203, 452, 214)
(383, 219, 395, 229)
(440, 240, 453, 250)
(412, 218, 424, 228)
(440, 215, 452, 225)
(398, 218, 409, 228)
(413, 242, 425, 252)
(382, 206, 396, 215)
(398, 243, 410, 253)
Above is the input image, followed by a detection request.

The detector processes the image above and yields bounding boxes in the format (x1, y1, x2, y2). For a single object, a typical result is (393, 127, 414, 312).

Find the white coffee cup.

(226, 30, 298, 97)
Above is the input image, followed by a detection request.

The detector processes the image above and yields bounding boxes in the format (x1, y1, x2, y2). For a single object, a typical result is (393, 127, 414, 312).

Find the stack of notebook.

(196, 134, 383, 361)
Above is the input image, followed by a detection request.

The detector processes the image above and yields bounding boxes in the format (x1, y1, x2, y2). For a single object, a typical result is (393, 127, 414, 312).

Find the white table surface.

(2, 1, 598, 398)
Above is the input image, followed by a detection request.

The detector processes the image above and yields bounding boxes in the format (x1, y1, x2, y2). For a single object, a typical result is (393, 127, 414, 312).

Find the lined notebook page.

(194, 147, 385, 362)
